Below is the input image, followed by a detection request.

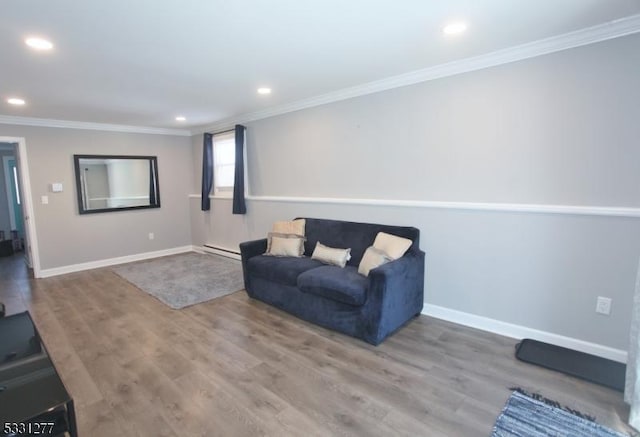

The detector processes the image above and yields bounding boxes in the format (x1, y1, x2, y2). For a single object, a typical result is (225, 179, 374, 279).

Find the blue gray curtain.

(232, 124, 247, 214)
(201, 133, 213, 211)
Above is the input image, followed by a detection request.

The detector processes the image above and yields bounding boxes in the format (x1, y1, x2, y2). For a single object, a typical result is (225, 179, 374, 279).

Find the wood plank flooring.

(0, 254, 634, 436)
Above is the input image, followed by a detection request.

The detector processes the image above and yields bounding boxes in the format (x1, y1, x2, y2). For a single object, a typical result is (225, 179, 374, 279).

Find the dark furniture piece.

(516, 339, 626, 392)
(240, 218, 425, 345)
(0, 312, 77, 437)
(0, 240, 13, 258)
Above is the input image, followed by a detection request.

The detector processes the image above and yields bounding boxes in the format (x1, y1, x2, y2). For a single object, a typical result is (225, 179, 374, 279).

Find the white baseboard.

(197, 245, 242, 261)
(37, 246, 195, 278)
(422, 304, 627, 363)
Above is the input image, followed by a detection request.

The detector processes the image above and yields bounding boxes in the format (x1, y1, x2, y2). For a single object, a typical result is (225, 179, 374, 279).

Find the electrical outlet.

(148, 232, 154, 240)
(596, 296, 612, 315)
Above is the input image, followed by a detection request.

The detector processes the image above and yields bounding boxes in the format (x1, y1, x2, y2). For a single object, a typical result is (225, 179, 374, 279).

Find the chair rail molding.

(188, 194, 640, 218)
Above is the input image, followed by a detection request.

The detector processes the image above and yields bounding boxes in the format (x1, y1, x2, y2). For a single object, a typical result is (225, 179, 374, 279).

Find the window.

(12, 166, 21, 205)
(212, 131, 235, 195)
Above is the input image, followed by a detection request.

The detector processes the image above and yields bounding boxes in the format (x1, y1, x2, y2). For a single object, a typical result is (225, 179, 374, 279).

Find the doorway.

(0, 137, 39, 276)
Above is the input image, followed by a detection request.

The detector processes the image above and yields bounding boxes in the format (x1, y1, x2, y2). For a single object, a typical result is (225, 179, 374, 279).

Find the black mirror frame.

(73, 154, 161, 215)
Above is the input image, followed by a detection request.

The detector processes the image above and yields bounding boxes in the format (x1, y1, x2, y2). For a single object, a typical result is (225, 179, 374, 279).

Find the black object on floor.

(515, 339, 626, 392)
(0, 240, 13, 257)
(0, 312, 43, 364)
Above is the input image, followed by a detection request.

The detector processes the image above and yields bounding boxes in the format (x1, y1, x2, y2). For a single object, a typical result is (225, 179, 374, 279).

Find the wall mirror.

(73, 155, 160, 214)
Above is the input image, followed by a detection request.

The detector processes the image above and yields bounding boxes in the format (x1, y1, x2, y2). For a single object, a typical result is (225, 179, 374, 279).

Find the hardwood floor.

(0, 253, 633, 436)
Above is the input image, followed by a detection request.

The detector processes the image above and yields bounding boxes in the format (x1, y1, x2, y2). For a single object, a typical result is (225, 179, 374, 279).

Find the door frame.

(0, 136, 41, 277)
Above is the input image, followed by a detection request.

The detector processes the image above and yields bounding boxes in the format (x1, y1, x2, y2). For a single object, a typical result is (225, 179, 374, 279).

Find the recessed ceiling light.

(7, 98, 26, 106)
(175, 116, 186, 121)
(257, 87, 272, 95)
(25, 37, 54, 50)
(442, 22, 467, 35)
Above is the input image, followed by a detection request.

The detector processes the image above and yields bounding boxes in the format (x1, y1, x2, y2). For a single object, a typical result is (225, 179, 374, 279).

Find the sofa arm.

(365, 249, 425, 344)
(239, 238, 268, 293)
(240, 238, 267, 260)
(369, 250, 423, 280)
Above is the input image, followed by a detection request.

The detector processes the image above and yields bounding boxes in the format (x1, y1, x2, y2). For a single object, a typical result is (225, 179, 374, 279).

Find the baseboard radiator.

(202, 244, 242, 261)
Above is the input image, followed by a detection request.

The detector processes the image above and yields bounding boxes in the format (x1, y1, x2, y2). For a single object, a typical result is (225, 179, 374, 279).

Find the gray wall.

(0, 126, 192, 270)
(244, 35, 640, 205)
(191, 33, 640, 351)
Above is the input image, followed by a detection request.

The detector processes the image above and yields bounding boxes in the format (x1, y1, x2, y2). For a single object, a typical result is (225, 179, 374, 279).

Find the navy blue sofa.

(239, 218, 425, 345)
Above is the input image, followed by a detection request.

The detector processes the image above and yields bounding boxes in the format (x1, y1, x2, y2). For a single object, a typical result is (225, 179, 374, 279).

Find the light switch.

(51, 183, 63, 192)
(41, 195, 49, 205)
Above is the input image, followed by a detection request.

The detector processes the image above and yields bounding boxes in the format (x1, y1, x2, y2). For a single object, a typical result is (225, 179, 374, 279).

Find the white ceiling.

(2, 0, 640, 132)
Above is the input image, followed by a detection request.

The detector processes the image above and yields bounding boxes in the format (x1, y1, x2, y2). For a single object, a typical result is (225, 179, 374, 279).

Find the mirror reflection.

(73, 155, 160, 214)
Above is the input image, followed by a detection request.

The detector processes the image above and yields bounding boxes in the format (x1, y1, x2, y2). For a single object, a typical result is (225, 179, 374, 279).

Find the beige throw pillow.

(272, 219, 305, 236)
(373, 232, 412, 260)
(266, 232, 306, 254)
(267, 219, 306, 254)
(311, 242, 351, 268)
(267, 234, 305, 257)
(358, 246, 392, 276)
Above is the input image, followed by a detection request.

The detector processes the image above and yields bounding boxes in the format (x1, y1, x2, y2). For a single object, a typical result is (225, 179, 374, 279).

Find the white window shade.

(213, 131, 235, 194)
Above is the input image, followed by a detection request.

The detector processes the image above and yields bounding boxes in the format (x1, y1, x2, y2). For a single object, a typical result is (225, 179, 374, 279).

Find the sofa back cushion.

(298, 218, 420, 267)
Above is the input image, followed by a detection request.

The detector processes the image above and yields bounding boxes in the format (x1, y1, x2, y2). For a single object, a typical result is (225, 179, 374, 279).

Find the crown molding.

(0, 115, 192, 136)
(194, 13, 640, 134)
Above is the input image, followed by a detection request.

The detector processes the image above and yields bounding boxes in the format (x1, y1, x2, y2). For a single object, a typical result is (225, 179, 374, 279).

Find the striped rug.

(492, 390, 627, 437)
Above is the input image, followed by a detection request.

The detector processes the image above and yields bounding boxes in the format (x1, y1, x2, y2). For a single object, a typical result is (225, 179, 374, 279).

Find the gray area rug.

(112, 252, 244, 309)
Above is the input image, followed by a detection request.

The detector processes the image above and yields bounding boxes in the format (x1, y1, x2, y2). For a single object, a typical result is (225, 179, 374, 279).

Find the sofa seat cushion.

(297, 266, 368, 306)
(247, 255, 324, 286)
